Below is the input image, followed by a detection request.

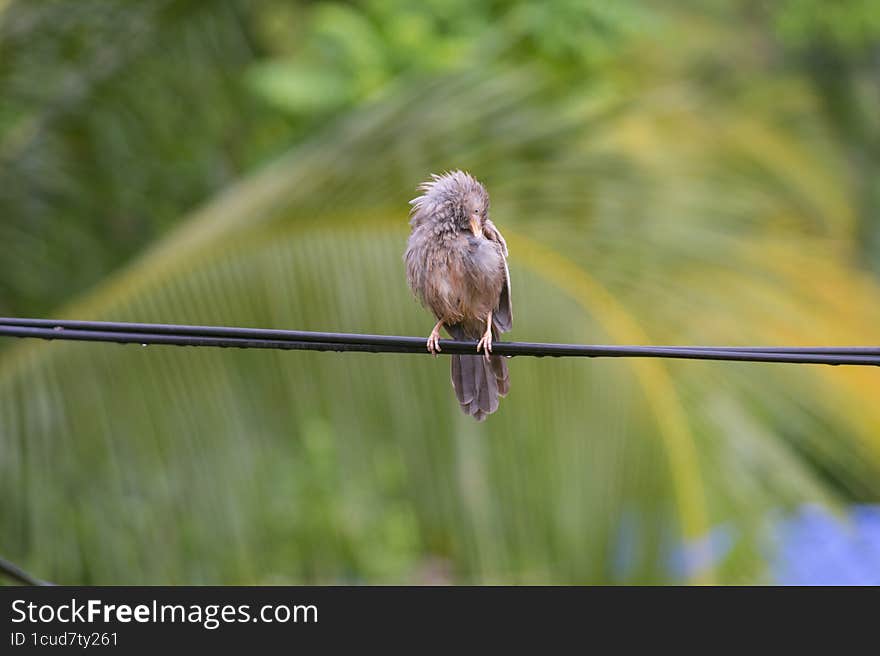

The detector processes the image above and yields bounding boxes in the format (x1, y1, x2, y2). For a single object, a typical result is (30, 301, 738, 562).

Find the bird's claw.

(476, 331, 492, 361)
(427, 329, 442, 356)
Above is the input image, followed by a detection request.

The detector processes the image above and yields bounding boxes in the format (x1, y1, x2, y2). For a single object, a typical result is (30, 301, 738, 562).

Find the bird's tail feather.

(451, 353, 509, 421)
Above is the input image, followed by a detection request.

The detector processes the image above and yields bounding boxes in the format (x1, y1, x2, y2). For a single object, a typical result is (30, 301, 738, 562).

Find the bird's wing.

(484, 219, 512, 333)
(483, 218, 507, 257)
(494, 259, 513, 333)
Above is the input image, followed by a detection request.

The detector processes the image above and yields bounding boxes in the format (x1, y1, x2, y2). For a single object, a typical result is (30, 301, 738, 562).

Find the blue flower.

(666, 524, 735, 581)
(772, 504, 880, 585)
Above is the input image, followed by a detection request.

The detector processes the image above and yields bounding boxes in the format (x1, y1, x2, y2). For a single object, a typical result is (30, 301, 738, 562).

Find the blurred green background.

(2, 0, 880, 585)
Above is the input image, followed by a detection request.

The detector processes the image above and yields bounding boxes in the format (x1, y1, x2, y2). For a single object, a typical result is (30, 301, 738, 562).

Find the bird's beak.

(469, 214, 483, 238)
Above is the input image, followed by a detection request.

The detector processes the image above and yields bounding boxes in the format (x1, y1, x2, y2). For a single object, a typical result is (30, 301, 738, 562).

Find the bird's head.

(409, 170, 490, 238)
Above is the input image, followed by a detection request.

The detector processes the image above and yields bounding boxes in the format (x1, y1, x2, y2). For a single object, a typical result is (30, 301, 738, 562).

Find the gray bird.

(405, 171, 512, 420)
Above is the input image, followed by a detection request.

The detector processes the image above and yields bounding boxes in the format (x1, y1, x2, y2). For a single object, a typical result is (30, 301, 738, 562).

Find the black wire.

(0, 325, 417, 354)
(0, 555, 52, 586)
(1, 318, 879, 366)
(5, 317, 880, 354)
(5, 317, 880, 356)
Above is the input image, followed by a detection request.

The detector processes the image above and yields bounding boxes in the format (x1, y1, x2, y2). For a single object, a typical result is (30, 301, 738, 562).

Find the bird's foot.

(427, 325, 442, 356)
(476, 329, 492, 361)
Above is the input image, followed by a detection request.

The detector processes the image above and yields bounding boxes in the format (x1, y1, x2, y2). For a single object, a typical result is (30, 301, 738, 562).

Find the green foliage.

(0, 0, 285, 317)
(773, 0, 880, 51)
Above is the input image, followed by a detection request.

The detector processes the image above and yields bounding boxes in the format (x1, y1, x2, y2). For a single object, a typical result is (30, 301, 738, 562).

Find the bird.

(404, 170, 512, 420)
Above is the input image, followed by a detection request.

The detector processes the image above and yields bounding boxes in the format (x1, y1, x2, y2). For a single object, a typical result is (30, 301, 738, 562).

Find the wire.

(0, 555, 52, 586)
(1, 318, 879, 366)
